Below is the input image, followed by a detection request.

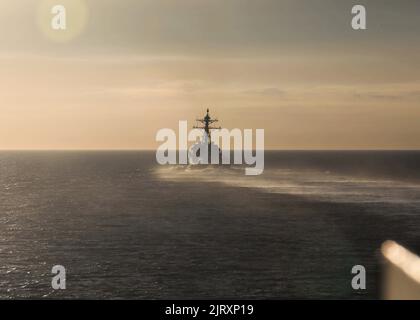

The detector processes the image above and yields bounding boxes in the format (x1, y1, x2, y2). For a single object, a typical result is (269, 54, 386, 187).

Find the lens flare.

(381, 240, 420, 300)
(382, 240, 420, 284)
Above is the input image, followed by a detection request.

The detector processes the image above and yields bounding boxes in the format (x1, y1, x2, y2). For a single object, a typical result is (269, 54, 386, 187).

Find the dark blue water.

(0, 151, 419, 299)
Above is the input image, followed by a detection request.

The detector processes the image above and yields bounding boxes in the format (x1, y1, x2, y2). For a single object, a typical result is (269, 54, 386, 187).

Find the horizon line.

(1, 148, 420, 152)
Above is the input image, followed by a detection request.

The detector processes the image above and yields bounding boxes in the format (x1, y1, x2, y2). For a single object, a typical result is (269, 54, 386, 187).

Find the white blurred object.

(381, 240, 420, 300)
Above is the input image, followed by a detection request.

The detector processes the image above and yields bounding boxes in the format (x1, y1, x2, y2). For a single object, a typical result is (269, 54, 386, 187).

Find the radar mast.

(193, 108, 221, 143)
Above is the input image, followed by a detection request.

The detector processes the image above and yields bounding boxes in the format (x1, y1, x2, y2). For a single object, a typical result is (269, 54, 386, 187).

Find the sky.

(0, 0, 419, 150)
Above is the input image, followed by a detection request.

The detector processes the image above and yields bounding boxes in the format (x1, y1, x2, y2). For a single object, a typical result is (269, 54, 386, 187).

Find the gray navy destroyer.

(188, 108, 223, 164)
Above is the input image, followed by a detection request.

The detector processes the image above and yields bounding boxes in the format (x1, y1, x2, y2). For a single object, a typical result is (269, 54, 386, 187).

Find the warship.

(188, 108, 223, 164)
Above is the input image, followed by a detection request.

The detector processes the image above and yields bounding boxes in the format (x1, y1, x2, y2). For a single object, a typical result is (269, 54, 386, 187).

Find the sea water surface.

(0, 151, 419, 299)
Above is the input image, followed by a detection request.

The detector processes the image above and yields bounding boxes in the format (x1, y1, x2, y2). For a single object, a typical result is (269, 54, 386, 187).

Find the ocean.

(0, 151, 419, 299)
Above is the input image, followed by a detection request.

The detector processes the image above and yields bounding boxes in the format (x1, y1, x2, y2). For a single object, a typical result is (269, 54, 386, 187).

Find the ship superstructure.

(189, 108, 223, 164)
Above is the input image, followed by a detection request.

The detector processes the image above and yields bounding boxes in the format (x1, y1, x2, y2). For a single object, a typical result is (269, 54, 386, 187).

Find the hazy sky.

(0, 0, 419, 149)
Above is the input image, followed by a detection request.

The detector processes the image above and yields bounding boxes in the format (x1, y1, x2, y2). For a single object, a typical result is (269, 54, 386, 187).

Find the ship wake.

(153, 165, 420, 207)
